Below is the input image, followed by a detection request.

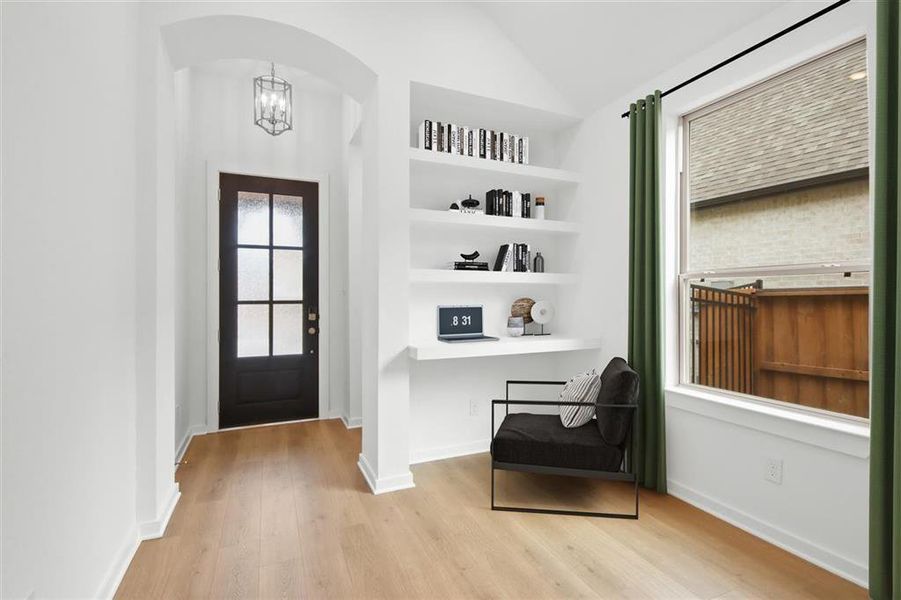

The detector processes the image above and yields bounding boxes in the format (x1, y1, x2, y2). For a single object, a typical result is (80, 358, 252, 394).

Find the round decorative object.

(461, 195, 480, 210)
(507, 316, 525, 337)
(511, 297, 535, 324)
(531, 300, 556, 325)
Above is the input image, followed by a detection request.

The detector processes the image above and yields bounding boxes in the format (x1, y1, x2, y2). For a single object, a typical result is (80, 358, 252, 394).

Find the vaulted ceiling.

(476, 1, 789, 114)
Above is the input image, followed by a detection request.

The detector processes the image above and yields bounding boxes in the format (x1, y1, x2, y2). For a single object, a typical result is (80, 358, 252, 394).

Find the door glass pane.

(237, 192, 270, 245)
(237, 304, 269, 357)
(273, 194, 303, 247)
(273, 304, 303, 355)
(273, 249, 303, 301)
(238, 248, 269, 301)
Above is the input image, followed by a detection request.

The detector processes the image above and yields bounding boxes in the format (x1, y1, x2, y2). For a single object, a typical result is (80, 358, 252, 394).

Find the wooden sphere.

(511, 297, 535, 324)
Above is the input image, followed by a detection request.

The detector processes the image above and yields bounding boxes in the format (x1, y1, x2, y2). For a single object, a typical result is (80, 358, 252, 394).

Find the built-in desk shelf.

(410, 208, 579, 235)
(409, 147, 582, 189)
(410, 268, 576, 285)
(408, 336, 602, 360)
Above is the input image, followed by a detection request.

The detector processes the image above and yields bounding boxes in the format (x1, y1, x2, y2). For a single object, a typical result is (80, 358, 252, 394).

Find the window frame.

(676, 39, 871, 425)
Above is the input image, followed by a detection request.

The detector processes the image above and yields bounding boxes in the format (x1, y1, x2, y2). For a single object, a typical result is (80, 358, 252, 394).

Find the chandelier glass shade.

(254, 62, 293, 136)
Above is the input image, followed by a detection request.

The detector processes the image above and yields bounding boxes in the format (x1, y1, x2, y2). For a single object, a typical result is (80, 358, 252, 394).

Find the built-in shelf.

(409, 147, 581, 189)
(409, 336, 602, 361)
(410, 268, 576, 285)
(409, 208, 579, 235)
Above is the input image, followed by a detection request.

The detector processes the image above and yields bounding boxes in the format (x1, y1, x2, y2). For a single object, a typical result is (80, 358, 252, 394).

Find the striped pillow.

(559, 369, 601, 428)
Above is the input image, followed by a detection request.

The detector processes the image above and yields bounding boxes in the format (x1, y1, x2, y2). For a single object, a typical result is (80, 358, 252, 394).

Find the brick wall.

(689, 177, 870, 287)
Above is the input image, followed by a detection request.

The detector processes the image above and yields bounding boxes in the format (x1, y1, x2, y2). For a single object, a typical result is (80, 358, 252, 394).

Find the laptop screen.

(438, 305, 484, 337)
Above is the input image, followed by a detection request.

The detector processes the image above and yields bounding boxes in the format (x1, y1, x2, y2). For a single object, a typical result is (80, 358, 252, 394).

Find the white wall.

(0, 3, 141, 598)
(172, 62, 351, 446)
(575, 0, 875, 585)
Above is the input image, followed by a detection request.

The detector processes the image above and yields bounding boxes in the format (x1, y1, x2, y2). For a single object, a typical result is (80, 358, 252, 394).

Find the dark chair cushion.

(595, 357, 639, 447)
(491, 413, 624, 472)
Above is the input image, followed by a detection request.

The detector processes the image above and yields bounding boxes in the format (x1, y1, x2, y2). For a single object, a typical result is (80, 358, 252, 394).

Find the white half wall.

(1, 3, 141, 597)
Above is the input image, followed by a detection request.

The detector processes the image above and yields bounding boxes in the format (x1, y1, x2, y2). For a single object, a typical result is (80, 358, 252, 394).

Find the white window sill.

(665, 384, 870, 458)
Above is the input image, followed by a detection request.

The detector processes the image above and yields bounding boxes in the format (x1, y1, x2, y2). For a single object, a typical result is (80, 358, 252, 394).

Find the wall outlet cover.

(765, 457, 783, 484)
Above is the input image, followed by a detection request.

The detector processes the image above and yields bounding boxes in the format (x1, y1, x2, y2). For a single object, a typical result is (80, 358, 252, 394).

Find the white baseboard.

(667, 479, 867, 587)
(357, 453, 415, 494)
(340, 414, 362, 429)
(95, 525, 139, 600)
(410, 439, 489, 465)
(138, 483, 180, 540)
(175, 424, 207, 464)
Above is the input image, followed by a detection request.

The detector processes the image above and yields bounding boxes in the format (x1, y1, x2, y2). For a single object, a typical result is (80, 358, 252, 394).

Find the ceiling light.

(254, 62, 293, 136)
(848, 71, 867, 81)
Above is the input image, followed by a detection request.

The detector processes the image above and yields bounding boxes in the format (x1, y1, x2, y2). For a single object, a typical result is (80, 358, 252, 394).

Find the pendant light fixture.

(254, 62, 293, 136)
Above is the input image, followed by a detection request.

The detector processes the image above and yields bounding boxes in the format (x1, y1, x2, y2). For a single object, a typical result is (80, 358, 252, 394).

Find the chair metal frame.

(490, 380, 639, 519)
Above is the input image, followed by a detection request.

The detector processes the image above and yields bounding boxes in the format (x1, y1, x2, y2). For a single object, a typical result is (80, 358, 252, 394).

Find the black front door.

(219, 173, 319, 428)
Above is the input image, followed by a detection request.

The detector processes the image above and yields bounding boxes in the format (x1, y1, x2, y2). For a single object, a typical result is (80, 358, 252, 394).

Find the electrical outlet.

(469, 398, 480, 417)
(765, 458, 783, 484)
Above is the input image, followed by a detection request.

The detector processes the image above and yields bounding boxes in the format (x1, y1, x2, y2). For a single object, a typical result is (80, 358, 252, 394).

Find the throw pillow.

(595, 357, 640, 446)
(559, 369, 601, 428)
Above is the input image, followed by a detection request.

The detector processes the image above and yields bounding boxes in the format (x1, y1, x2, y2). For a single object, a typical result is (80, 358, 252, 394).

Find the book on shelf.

(417, 119, 530, 165)
(494, 242, 534, 272)
(418, 120, 433, 150)
(453, 261, 489, 271)
(522, 193, 531, 218)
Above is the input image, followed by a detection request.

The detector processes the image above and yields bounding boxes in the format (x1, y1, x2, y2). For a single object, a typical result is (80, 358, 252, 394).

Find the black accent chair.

(490, 357, 640, 519)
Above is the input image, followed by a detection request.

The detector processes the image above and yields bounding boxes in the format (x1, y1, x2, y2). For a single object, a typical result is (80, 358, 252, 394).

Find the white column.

(358, 74, 413, 493)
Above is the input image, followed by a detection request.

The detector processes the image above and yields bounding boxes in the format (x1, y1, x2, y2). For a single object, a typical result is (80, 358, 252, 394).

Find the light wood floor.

(117, 419, 866, 599)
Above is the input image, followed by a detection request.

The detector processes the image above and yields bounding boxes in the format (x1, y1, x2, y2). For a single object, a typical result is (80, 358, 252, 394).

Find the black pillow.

(595, 357, 639, 447)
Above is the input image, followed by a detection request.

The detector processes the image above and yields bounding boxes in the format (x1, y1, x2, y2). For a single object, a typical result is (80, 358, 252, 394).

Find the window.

(680, 41, 870, 420)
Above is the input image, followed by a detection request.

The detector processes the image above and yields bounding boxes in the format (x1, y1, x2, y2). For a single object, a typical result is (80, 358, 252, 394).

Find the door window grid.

(236, 191, 304, 357)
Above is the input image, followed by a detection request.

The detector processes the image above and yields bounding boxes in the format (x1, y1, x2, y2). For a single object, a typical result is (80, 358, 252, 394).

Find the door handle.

(308, 327, 317, 335)
(307, 307, 318, 322)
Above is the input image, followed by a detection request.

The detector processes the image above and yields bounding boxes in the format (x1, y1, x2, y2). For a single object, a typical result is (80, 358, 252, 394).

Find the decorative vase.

(507, 316, 525, 337)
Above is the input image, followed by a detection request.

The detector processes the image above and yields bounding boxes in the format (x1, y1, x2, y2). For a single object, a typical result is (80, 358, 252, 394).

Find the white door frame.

(206, 161, 331, 431)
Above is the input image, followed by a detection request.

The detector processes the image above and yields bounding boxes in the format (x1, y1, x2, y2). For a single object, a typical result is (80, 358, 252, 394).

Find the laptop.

(437, 305, 499, 343)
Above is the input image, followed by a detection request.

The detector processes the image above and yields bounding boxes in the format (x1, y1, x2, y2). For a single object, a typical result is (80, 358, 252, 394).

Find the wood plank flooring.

(116, 419, 866, 599)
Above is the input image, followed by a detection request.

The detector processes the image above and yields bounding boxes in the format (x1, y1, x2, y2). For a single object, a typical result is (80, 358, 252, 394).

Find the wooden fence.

(690, 284, 869, 418)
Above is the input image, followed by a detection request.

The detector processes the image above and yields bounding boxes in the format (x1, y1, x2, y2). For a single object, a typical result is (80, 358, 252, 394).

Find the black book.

(479, 129, 487, 158)
(493, 244, 510, 272)
(522, 193, 531, 218)
(436, 122, 444, 152)
(505, 191, 512, 217)
(454, 261, 489, 271)
(485, 189, 495, 216)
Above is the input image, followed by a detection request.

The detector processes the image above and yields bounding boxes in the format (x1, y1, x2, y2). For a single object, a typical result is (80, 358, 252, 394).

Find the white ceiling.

(191, 59, 342, 96)
(476, 1, 789, 114)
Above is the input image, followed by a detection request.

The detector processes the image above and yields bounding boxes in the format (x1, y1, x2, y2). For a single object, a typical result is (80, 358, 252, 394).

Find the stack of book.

(493, 243, 533, 273)
(485, 189, 531, 218)
(418, 120, 530, 165)
(453, 260, 489, 271)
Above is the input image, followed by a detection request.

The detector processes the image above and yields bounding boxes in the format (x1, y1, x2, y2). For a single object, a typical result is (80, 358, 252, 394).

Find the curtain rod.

(620, 0, 852, 119)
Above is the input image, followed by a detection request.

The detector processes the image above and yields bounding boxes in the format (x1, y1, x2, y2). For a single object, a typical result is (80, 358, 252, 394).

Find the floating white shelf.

(409, 147, 581, 188)
(409, 208, 579, 235)
(410, 269, 576, 285)
(409, 336, 602, 361)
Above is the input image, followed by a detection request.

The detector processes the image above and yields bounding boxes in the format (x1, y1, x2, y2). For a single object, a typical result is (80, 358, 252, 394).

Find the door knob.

(308, 327, 317, 335)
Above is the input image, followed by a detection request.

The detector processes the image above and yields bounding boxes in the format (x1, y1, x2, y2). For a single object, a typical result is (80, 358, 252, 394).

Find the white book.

(457, 125, 465, 155)
(478, 128, 487, 158)
(462, 127, 471, 156)
(448, 123, 457, 154)
(509, 135, 517, 162)
(431, 122, 439, 151)
(487, 131, 495, 160)
(512, 191, 522, 218)
(522, 136, 530, 165)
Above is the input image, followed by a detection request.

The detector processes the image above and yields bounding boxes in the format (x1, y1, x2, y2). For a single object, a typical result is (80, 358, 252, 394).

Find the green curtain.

(870, 1, 901, 598)
(628, 91, 666, 493)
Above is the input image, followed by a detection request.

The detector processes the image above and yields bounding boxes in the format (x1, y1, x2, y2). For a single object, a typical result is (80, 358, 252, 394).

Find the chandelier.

(254, 62, 293, 136)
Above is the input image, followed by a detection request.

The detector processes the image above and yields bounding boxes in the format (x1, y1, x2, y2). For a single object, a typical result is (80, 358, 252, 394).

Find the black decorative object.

(461, 195, 479, 210)
(533, 251, 545, 273)
(448, 202, 460, 211)
(454, 250, 489, 271)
